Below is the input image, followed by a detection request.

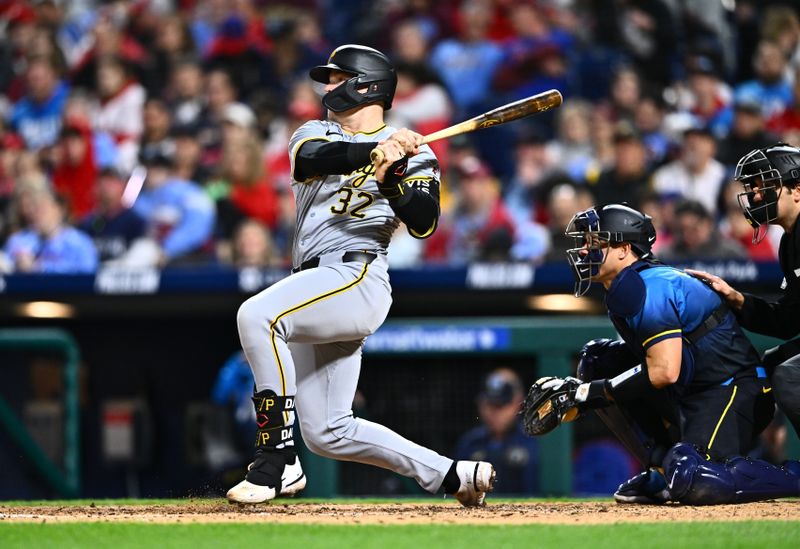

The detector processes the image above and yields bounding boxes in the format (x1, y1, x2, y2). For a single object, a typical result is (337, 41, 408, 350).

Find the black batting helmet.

(310, 44, 397, 113)
(565, 204, 656, 296)
(735, 142, 800, 243)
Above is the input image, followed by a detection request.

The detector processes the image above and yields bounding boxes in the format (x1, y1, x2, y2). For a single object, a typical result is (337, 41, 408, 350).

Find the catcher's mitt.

(522, 376, 582, 436)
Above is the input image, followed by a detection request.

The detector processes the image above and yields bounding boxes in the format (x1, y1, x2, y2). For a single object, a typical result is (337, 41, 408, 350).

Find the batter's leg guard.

(227, 390, 304, 503)
(664, 442, 800, 505)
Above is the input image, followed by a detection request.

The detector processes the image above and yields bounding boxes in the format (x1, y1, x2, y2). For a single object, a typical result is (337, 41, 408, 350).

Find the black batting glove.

(377, 156, 409, 200)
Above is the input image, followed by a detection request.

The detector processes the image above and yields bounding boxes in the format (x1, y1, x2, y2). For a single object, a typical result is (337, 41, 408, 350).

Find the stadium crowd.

(0, 0, 798, 273)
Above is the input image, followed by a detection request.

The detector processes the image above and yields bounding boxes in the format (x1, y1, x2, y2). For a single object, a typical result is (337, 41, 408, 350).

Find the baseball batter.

(226, 45, 495, 505)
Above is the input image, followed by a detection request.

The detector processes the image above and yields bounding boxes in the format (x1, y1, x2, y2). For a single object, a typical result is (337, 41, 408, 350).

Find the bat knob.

(370, 147, 385, 165)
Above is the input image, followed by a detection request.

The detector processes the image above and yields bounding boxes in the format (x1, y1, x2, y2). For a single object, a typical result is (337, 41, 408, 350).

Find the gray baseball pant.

(236, 253, 452, 492)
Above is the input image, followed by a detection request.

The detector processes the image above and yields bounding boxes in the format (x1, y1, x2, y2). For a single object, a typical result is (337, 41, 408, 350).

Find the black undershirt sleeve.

(389, 180, 441, 239)
(293, 140, 377, 181)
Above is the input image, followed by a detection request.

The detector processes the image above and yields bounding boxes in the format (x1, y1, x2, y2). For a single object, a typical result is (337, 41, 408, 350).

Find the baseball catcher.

(523, 203, 800, 504)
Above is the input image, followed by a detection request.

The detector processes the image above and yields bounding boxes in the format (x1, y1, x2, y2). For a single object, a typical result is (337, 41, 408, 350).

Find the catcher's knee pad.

(252, 389, 295, 449)
(664, 442, 800, 505)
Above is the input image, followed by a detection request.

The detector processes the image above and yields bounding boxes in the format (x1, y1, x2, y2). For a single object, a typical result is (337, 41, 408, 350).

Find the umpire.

(688, 143, 800, 437)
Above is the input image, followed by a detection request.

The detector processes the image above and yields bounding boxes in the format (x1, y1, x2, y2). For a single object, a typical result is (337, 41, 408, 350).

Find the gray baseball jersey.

(289, 120, 438, 266)
(235, 119, 453, 494)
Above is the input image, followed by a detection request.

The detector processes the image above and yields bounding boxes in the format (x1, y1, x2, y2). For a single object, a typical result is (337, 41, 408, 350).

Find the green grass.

(1, 522, 799, 549)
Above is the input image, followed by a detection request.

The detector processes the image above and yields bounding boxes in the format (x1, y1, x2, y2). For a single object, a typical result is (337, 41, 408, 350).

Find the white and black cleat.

(454, 460, 496, 507)
(227, 456, 306, 503)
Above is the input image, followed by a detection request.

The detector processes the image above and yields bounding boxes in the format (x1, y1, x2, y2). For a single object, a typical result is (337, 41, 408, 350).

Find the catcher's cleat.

(227, 451, 306, 503)
(454, 461, 496, 507)
(614, 469, 671, 504)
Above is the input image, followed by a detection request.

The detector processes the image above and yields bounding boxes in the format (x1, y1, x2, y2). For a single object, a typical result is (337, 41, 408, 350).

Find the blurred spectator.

(543, 182, 594, 262)
(139, 97, 174, 166)
(203, 13, 269, 103)
(600, 66, 642, 125)
(684, 54, 733, 138)
(640, 192, 675, 256)
(734, 39, 792, 120)
(171, 122, 209, 184)
(718, 179, 778, 261)
(385, 62, 452, 171)
(493, 1, 573, 101)
(767, 66, 800, 138)
(220, 102, 258, 146)
(716, 98, 779, 167)
(264, 80, 323, 188)
(760, 6, 800, 69)
(147, 14, 197, 96)
(454, 368, 538, 495)
(1, 189, 98, 273)
(391, 19, 434, 65)
(195, 68, 238, 168)
(547, 100, 598, 183)
(424, 156, 515, 264)
(504, 128, 562, 224)
(208, 133, 280, 259)
(633, 93, 670, 166)
(132, 149, 215, 267)
(652, 126, 726, 216)
(168, 58, 205, 127)
(92, 56, 145, 172)
(659, 199, 747, 261)
(51, 117, 98, 219)
(77, 166, 147, 263)
(589, 122, 652, 209)
(596, 0, 679, 88)
(429, 0, 503, 116)
(228, 218, 279, 268)
(8, 55, 69, 150)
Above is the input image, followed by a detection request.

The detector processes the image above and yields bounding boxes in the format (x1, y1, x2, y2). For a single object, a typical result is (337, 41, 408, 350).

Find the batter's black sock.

(441, 462, 460, 494)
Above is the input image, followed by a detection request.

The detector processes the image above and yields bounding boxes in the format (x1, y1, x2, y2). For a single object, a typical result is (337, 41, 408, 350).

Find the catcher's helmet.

(310, 44, 397, 113)
(735, 143, 800, 243)
(565, 204, 656, 297)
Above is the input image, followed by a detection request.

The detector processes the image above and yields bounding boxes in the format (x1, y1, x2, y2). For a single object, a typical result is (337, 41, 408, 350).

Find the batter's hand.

(373, 140, 406, 183)
(684, 269, 746, 311)
(384, 128, 422, 156)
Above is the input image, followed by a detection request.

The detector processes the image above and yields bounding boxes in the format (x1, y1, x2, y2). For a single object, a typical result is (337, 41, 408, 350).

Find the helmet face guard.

(734, 149, 783, 244)
(565, 205, 656, 297)
(566, 208, 609, 297)
(319, 73, 395, 112)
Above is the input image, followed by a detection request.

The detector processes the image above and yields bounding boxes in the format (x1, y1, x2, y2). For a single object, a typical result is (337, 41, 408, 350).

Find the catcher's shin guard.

(227, 389, 304, 503)
(664, 442, 800, 505)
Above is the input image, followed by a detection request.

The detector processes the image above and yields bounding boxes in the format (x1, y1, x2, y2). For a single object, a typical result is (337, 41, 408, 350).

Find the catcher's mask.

(565, 204, 656, 297)
(310, 44, 396, 113)
(735, 143, 800, 243)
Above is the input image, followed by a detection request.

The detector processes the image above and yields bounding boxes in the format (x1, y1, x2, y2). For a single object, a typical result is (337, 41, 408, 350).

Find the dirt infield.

(1, 500, 798, 525)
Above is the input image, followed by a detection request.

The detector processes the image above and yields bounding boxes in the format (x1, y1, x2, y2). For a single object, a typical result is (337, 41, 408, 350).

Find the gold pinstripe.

(642, 329, 682, 347)
(707, 385, 737, 451)
(269, 262, 371, 396)
(291, 136, 330, 183)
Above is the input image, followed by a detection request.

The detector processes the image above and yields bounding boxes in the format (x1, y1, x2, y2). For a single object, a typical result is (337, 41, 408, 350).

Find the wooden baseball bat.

(370, 89, 563, 164)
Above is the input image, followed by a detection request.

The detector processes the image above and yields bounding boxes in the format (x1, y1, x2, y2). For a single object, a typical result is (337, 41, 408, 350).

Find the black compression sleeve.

(294, 140, 377, 181)
(605, 364, 655, 402)
(389, 180, 441, 239)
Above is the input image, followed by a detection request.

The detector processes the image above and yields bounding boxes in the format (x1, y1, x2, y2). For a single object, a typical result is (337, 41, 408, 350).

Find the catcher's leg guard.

(227, 389, 303, 503)
(664, 442, 800, 505)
